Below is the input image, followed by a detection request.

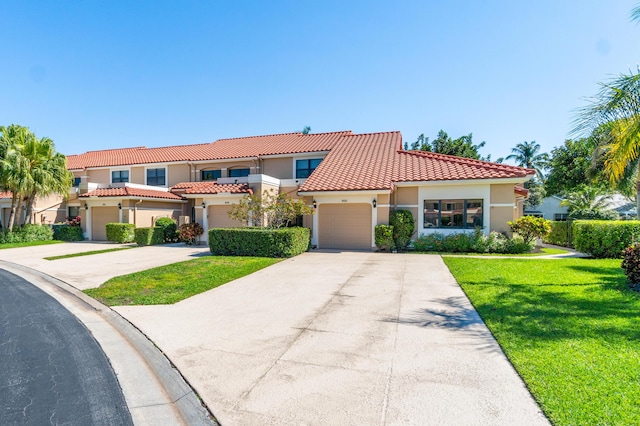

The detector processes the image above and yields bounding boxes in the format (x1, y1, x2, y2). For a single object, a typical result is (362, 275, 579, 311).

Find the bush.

(508, 216, 551, 244)
(543, 221, 573, 247)
(155, 217, 178, 242)
(573, 220, 640, 258)
(52, 224, 84, 241)
(413, 229, 533, 254)
(135, 227, 164, 246)
(0, 224, 54, 243)
(568, 209, 619, 221)
(105, 223, 135, 243)
(621, 243, 640, 286)
(389, 210, 415, 251)
(209, 227, 310, 257)
(374, 224, 394, 251)
(178, 222, 204, 245)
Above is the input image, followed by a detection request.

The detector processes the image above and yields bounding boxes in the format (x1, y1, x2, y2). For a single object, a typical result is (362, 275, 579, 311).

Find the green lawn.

(443, 257, 640, 426)
(84, 256, 282, 305)
(45, 247, 132, 260)
(0, 240, 62, 249)
(439, 247, 568, 257)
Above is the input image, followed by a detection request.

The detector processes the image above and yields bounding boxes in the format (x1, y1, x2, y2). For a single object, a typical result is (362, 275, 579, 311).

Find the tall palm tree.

(0, 125, 32, 230)
(505, 140, 549, 180)
(572, 72, 640, 213)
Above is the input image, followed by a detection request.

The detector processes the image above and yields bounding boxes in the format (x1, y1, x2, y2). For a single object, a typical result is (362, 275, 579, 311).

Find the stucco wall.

(490, 206, 514, 236)
(131, 166, 145, 185)
(88, 169, 110, 184)
(262, 157, 292, 179)
(168, 164, 190, 186)
(396, 187, 418, 206)
(490, 184, 515, 204)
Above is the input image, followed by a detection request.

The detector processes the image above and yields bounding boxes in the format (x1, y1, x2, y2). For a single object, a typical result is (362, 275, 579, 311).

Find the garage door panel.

(91, 207, 119, 241)
(318, 204, 372, 250)
(208, 205, 241, 229)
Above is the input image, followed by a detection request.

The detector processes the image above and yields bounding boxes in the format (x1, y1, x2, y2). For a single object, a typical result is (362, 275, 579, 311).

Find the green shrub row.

(209, 227, 310, 257)
(413, 229, 532, 254)
(135, 227, 164, 246)
(155, 217, 178, 242)
(0, 224, 54, 243)
(52, 224, 84, 241)
(105, 223, 135, 243)
(573, 220, 640, 258)
(543, 221, 573, 247)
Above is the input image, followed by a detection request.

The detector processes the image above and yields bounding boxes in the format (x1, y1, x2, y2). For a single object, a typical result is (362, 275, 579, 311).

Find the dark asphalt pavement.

(0, 268, 132, 425)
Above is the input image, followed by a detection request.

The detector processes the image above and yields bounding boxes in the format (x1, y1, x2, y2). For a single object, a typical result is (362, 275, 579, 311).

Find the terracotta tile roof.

(79, 187, 184, 200)
(299, 133, 535, 192)
(514, 185, 529, 196)
(0, 191, 12, 199)
(172, 182, 252, 195)
(66, 131, 352, 170)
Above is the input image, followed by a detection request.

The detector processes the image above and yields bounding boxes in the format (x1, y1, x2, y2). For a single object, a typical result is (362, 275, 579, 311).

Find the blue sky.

(1, 1, 639, 162)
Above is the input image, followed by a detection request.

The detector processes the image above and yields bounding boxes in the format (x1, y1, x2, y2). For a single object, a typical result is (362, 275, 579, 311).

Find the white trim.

(396, 204, 419, 208)
(248, 174, 281, 186)
(490, 203, 516, 207)
(110, 167, 131, 184)
(299, 189, 392, 196)
(393, 177, 532, 187)
(376, 204, 391, 208)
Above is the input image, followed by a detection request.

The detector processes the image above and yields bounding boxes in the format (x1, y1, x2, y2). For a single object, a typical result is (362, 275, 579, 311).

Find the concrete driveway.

(112, 251, 549, 425)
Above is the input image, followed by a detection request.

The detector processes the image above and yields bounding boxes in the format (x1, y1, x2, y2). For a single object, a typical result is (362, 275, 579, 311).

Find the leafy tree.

(301, 126, 311, 135)
(406, 130, 489, 160)
(525, 179, 546, 208)
(545, 138, 597, 196)
(505, 140, 549, 180)
(508, 216, 551, 245)
(560, 185, 612, 212)
(229, 191, 314, 229)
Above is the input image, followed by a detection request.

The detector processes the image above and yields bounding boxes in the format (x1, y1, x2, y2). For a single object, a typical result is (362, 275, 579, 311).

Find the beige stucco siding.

(168, 164, 190, 186)
(262, 157, 292, 179)
(131, 166, 145, 185)
(396, 187, 418, 206)
(88, 169, 110, 184)
(490, 184, 516, 204)
(490, 206, 514, 236)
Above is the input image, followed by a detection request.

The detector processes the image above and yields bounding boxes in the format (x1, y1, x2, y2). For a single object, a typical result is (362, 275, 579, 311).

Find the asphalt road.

(0, 268, 132, 425)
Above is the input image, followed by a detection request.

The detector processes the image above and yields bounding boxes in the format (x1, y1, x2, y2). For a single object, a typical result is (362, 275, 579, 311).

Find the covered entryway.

(318, 203, 372, 250)
(91, 206, 119, 241)
(207, 205, 240, 229)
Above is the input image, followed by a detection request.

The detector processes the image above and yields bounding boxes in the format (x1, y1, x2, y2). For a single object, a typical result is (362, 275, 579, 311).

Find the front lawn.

(444, 257, 640, 425)
(0, 240, 62, 249)
(84, 256, 281, 305)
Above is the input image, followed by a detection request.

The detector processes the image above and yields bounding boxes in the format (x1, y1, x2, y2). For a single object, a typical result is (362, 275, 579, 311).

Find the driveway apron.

(115, 252, 549, 425)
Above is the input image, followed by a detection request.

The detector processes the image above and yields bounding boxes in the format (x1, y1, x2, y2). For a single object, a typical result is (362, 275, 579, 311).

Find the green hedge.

(105, 223, 135, 243)
(0, 224, 54, 243)
(573, 220, 640, 258)
(135, 227, 164, 246)
(209, 227, 310, 257)
(155, 217, 178, 242)
(374, 224, 394, 251)
(52, 224, 84, 241)
(543, 221, 573, 247)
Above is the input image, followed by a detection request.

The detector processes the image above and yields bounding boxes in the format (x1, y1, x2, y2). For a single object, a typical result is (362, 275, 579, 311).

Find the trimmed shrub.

(209, 227, 310, 257)
(135, 227, 164, 246)
(105, 223, 135, 243)
(374, 224, 394, 251)
(573, 220, 640, 258)
(621, 243, 640, 287)
(412, 229, 532, 254)
(178, 222, 204, 245)
(543, 221, 573, 247)
(389, 210, 415, 251)
(0, 224, 54, 243)
(52, 224, 84, 241)
(508, 216, 551, 244)
(155, 217, 178, 242)
(568, 209, 618, 221)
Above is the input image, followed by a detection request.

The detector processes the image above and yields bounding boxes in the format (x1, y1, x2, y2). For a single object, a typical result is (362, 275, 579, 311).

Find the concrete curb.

(0, 260, 218, 426)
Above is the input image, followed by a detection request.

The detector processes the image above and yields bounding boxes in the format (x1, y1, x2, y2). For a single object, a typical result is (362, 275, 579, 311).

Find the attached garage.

(318, 203, 372, 250)
(91, 206, 119, 241)
(208, 205, 240, 229)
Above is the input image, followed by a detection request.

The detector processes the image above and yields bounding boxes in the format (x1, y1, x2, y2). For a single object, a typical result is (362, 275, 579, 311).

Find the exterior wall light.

(202, 202, 206, 209)
(84, 203, 88, 210)
(118, 202, 122, 210)
(313, 200, 317, 209)
(373, 199, 377, 208)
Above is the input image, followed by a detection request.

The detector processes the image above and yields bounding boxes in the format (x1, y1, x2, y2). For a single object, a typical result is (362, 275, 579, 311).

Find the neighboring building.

(524, 195, 569, 221)
(11, 130, 534, 250)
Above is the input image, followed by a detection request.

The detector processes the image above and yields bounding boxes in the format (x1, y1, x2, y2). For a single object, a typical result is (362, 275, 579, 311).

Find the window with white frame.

(424, 199, 483, 229)
(112, 170, 129, 183)
(146, 168, 166, 186)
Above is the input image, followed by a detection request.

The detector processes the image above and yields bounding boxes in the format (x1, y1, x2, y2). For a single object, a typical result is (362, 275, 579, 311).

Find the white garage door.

(91, 206, 119, 241)
(318, 203, 372, 250)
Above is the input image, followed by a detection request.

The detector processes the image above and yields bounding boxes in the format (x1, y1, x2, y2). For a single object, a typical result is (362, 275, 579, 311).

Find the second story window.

(229, 168, 250, 178)
(72, 177, 81, 187)
(202, 170, 222, 181)
(112, 170, 129, 183)
(296, 159, 322, 179)
(147, 168, 166, 186)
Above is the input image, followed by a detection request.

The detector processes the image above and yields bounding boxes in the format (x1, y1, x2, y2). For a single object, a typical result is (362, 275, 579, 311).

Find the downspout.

(133, 199, 143, 226)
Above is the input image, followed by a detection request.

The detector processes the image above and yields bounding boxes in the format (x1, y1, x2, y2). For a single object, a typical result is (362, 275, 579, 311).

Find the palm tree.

(572, 72, 640, 213)
(0, 125, 32, 229)
(559, 185, 612, 212)
(505, 140, 549, 180)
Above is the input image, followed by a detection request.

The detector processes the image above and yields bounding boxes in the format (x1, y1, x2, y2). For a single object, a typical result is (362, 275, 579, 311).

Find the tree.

(406, 130, 489, 160)
(229, 191, 314, 229)
(525, 179, 546, 208)
(560, 185, 612, 212)
(505, 141, 549, 180)
(301, 126, 311, 135)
